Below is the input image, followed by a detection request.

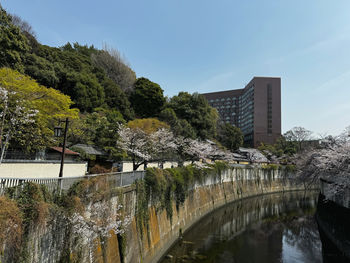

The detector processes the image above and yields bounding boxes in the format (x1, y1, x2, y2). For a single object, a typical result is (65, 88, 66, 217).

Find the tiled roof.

(238, 147, 269, 163)
(50, 147, 80, 155)
(71, 144, 106, 156)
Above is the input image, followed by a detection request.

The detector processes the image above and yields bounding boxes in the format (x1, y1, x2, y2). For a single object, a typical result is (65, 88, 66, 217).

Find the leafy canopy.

(127, 118, 169, 134)
(0, 67, 78, 152)
(168, 92, 218, 139)
(217, 123, 243, 151)
(0, 7, 29, 72)
(130, 77, 166, 118)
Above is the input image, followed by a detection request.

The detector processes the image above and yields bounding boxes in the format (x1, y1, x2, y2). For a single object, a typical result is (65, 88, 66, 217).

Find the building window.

(267, 84, 272, 134)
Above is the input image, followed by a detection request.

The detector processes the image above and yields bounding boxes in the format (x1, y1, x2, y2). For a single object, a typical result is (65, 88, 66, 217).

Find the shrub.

(90, 164, 111, 174)
(0, 196, 22, 252)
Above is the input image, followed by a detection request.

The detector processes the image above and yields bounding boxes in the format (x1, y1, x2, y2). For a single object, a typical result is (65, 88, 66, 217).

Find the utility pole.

(59, 118, 69, 178)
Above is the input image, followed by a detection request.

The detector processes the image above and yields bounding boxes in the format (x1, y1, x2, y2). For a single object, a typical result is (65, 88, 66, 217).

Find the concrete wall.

(0, 166, 309, 263)
(133, 168, 303, 263)
(0, 161, 88, 178)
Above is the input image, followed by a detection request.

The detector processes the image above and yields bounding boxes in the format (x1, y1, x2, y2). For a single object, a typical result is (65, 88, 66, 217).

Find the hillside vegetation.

(0, 6, 244, 164)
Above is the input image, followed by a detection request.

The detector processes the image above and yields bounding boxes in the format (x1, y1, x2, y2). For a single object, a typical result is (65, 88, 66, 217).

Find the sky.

(2, 0, 350, 136)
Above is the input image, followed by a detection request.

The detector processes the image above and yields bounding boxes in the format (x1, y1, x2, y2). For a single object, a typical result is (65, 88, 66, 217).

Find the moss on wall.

(0, 163, 304, 263)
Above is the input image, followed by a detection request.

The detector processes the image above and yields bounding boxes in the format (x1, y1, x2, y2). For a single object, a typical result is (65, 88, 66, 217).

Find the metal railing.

(0, 171, 145, 196)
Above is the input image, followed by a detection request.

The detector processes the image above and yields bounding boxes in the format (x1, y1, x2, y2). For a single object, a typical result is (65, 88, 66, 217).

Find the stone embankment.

(0, 165, 308, 263)
(316, 178, 350, 260)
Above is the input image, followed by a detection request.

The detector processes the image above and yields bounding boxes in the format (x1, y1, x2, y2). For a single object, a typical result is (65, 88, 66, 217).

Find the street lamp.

(54, 118, 69, 178)
(54, 126, 63, 137)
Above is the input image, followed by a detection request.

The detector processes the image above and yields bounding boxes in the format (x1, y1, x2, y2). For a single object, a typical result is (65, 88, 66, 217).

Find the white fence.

(0, 171, 145, 196)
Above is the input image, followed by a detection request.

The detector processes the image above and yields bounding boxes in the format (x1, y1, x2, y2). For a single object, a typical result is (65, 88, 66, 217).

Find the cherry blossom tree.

(0, 87, 37, 163)
(150, 128, 177, 165)
(296, 130, 350, 195)
(70, 201, 130, 261)
(118, 123, 239, 170)
(117, 125, 177, 170)
(174, 137, 233, 166)
(117, 125, 150, 171)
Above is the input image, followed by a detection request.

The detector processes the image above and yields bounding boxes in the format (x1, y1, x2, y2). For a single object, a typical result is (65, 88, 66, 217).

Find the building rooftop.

(71, 144, 107, 156)
(50, 147, 80, 155)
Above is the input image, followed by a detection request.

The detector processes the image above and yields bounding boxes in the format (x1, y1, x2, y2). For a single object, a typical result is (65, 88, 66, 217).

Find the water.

(161, 191, 325, 263)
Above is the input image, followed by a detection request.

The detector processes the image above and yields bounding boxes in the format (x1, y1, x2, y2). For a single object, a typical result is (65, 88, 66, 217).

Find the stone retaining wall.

(1, 166, 309, 263)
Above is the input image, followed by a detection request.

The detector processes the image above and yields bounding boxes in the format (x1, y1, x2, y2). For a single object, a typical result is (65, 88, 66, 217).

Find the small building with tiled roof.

(70, 144, 112, 172)
(46, 147, 80, 161)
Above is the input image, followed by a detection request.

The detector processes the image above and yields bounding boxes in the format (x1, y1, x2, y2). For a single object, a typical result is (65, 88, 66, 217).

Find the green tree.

(259, 136, 298, 157)
(168, 92, 218, 139)
(217, 123, 243, 151)
(69, 109, 125, 160)
(99, 77, 134, 120)
(0, 10, 135, 118)
(159, 108, 196, 138)
(0, 68, 78, 157)
(0, 7, 30, 72)
(127, 118, 169, 134)
(130, 77, 166, 118)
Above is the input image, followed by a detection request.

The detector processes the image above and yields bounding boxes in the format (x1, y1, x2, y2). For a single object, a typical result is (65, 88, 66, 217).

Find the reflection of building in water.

(202, 77, 281, 147)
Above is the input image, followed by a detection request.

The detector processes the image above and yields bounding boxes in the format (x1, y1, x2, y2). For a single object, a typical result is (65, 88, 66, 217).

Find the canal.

(161, 191, 326, 263)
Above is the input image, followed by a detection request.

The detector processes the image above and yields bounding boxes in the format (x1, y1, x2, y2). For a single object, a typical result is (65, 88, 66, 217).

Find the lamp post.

(54, 118, 69, 178)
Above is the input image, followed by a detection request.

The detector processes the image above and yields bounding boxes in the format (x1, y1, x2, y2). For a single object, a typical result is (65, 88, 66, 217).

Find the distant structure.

(202, 77, 281, 147)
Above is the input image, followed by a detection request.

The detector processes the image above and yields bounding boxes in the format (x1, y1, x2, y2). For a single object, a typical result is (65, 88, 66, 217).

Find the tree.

(284, 127, 313, 151)
(117, 125, 150, 170)
(69, 109, 126, 160)
(22, 43, 107, 112)
(0, 11, 135, 117)
(0, 7, 30, 72)
(159, 108, 196, 139)
(150, 128, 177, 164)
(296, 136, 350, 193)
(117, 119, 176, 170)
(0, 68, 78, 159)
(174, 137, 235, 165)
(0, 87, 37, 162)
(259, 136, 298, 160)
(168, 92, 218, 139)
(127, 118, 169, 134)
(91, 44, 136, 92)
(8, 13, 36, 38)
(217, 123, 243, 151)
(100, 78, 134, 120)
(130, 78, 166, 118)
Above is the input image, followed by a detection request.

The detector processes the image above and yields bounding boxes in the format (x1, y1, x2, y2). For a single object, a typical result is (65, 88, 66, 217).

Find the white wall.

(0, 162, 88, 178)
(121, 161, 180, 172)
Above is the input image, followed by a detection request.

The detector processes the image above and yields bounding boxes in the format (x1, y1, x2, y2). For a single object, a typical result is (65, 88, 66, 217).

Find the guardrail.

(0, 171, 145, 196)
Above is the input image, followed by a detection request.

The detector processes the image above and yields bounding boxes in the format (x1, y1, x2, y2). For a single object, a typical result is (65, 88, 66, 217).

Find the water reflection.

(161, 191, 323, 263)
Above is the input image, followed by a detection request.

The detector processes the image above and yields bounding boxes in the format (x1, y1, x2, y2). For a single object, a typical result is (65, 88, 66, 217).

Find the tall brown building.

(202, 77, 281, 147)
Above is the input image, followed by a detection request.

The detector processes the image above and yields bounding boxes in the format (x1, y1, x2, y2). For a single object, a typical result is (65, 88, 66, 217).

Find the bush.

(0, 196, 22, 252)
(90, 164, 111, 174)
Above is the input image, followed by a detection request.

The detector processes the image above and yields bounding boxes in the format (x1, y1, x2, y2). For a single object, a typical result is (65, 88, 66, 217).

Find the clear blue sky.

(2, 0, 350, 136)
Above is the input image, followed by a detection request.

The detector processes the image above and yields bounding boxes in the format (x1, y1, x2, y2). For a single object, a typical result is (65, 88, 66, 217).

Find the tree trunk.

(0, 133, 10, 164)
